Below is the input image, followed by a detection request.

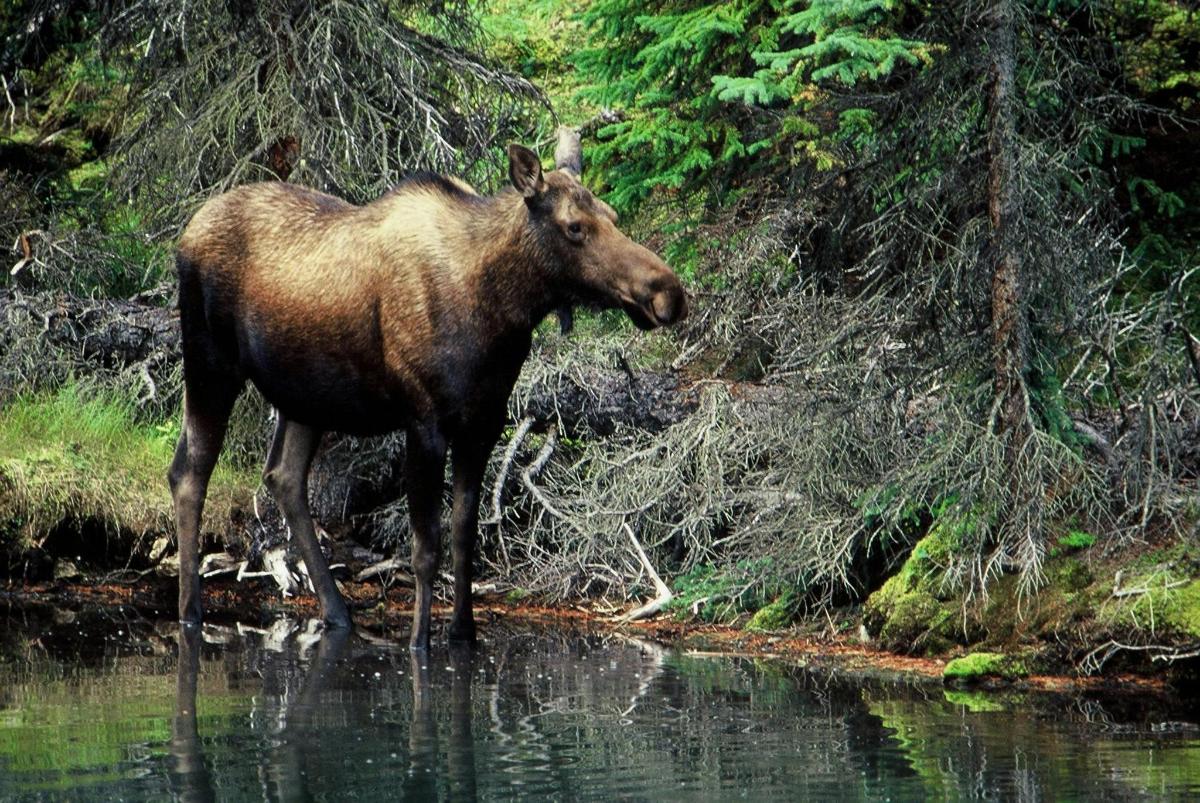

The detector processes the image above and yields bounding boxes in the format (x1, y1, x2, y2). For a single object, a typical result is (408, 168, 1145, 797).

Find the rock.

(53, 559, 81, 581)
(942, 652, 1028, 683)
(148, 536, 173, 564)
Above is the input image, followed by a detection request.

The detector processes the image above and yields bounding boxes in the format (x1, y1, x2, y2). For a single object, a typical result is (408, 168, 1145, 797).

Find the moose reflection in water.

(167, 127, 688, 649)
(170, 622, 486, 802)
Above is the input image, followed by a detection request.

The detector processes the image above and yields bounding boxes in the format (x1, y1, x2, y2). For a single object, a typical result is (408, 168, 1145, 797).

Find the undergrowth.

(0, 383, 258, 555)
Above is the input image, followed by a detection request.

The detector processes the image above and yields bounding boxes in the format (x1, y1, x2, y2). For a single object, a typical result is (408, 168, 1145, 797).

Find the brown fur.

(168, 146, 687, 649)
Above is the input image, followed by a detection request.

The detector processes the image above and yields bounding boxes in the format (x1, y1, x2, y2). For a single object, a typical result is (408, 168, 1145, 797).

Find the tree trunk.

(986, 0, 1042, 555)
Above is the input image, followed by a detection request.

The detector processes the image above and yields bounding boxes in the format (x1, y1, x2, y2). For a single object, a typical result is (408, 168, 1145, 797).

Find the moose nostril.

(651, 288, 685, 325)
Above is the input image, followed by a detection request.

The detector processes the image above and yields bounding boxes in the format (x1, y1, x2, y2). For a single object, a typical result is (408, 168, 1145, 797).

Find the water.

(1, 603, 1199, 801)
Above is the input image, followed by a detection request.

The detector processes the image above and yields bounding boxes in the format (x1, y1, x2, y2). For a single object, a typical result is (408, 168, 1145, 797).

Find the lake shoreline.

(2, 574, 1186, 702)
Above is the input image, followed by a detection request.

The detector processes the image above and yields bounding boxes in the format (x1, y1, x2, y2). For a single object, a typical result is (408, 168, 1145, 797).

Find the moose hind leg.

(407, 424, 447, 651)
(262, 419, 351, 628)
(169, 388, 239, 624)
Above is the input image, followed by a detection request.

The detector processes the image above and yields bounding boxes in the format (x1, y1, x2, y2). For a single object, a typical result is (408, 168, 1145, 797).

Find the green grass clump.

(1048, 529, 1096, 558)
(0, 385, 257, 554)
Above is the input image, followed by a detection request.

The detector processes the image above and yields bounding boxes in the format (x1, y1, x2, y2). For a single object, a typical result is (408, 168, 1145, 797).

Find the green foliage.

(575, 0, 927, 215)
(1050, 530, 1096, 557)
(480, 0, 591, 122)
(669, 558, 792, 623)
(713, 0, 925, 96)
(1028, 363, 1087, 452)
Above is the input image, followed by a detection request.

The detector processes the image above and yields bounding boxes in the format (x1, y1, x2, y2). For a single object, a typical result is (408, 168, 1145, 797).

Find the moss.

(1160, 581, 1200, 637)
(504, 588, 531, 604)
(67, 159, 106, 190)
(1117, 579, 1200, 639)
(1053, 558, 1094, 593)
(863, 514, 975, 653)
(877, 591, 956, 653)
(943, 652, 1028, 682)
(1097, 558, 1200, 641)
(745, 594, 793, 632)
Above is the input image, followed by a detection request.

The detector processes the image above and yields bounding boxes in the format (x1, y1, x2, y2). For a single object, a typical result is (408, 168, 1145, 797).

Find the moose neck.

(467, 192, 567, 336)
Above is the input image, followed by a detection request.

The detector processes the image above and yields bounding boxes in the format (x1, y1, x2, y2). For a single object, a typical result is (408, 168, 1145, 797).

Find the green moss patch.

(862, 512, 979, 653)
(1102, 576, 1200, 640)
(745, 593, 795, 632)
(943, 652, 1028, 683)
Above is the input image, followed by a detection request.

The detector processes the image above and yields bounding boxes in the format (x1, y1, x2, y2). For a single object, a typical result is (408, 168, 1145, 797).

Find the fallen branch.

(1072, 417, 1115, 468)
(354, 557, 415, 585)
(617, 522, 673, 622)
(1184, 326, 1200, 390)
(438, 571, 501, 597)
(1082, 639, 1200, 674)
(522, 425, 568, 521)
(482, 414, 534, 527)
(1111, 569, 1188, 598)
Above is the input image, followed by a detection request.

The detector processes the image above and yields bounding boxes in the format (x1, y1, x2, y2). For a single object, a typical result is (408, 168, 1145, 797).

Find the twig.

(1112, 573, 1188, 598)
(522, 425, 568, 520)
(617, 522, 673, 622)
(1082, 639, 1200, 673)
(482, 415, 533, 526)
(355, 557, 414, 585)
(1183, 326, 1200, 390)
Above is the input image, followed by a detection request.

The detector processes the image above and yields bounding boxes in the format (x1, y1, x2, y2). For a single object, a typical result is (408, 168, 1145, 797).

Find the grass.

(0, 384, 258, 555)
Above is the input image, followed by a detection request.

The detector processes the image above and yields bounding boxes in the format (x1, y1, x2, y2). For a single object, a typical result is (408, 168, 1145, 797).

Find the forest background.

(1, 0, 1198, 672)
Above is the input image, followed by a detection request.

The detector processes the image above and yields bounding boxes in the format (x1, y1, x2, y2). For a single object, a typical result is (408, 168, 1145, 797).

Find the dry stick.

(1184, 327, 1200, 390)
(521, 425, 567, 520)
(483, 415, 534, 526)
(618, 522, 673, 622)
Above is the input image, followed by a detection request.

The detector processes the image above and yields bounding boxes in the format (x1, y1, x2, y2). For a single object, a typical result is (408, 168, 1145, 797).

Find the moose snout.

(650, 281, 688, 326)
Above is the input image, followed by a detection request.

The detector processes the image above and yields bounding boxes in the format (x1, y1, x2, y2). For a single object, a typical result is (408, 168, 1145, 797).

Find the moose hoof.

(322, 606, 352, 630)
(448, 620, 477, 643)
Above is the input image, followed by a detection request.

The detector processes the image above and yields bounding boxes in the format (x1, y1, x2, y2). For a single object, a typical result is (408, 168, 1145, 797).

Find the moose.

(168, 130, 688, 650)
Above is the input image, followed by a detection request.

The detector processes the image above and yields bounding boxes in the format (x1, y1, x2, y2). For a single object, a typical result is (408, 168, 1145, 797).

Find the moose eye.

(566, 221, 584, 241)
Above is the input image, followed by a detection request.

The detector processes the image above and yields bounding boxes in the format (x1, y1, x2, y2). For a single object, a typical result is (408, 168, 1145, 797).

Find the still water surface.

(1, 603, 1199, 800)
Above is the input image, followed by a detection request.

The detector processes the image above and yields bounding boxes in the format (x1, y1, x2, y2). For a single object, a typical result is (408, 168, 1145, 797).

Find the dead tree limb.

(617, 522, 673, 622)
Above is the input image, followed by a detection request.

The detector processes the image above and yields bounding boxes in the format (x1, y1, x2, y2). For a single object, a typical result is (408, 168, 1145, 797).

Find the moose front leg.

(447, 435, 494, 642)
(406, 424, 448, 652)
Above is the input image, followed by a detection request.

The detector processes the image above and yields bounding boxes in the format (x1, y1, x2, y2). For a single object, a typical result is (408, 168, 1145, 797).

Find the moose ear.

(507, 143, 545, 199)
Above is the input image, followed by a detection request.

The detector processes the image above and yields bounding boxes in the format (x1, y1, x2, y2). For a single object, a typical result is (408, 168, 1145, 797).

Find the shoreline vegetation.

(2, 0, 1198, 684)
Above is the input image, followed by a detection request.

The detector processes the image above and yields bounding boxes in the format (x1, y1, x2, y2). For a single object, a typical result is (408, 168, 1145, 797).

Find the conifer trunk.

(987, 0, 1041, 549)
